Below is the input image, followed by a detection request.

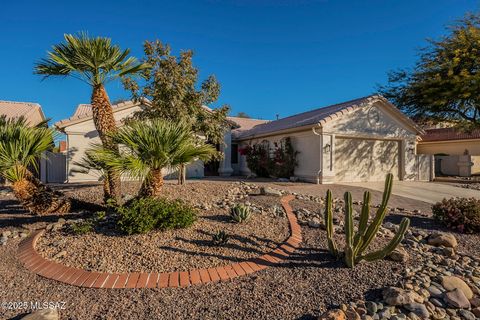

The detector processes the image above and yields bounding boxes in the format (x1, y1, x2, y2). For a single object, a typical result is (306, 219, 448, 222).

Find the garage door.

(334, 138, 400, 182)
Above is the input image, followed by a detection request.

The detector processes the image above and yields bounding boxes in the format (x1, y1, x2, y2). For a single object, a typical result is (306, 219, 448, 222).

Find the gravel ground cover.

(1, 178, 479, 319)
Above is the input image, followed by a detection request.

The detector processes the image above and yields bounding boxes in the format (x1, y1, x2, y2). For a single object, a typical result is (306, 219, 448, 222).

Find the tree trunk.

(12, 171, 72, 215)
(178, 164, 186, 185)
(139, 169, 164, 198)
(91, 84, 121, 203)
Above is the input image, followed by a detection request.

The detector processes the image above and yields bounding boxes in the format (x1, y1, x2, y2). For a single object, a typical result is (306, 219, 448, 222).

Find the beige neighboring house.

(417, 128, 480, 176)
(55, 95, 433, 184)
(0, 100, 46, 126)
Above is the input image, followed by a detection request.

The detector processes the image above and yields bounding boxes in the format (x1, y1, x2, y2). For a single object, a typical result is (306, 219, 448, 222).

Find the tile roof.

(421, 127, 480, 142)
(235, 95, 421, 139)
(0, 100, 45, 126)
(227, 116, 270, 138)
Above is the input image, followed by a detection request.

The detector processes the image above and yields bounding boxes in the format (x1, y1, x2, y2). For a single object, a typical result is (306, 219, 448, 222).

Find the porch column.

(218, 130, 234, 176)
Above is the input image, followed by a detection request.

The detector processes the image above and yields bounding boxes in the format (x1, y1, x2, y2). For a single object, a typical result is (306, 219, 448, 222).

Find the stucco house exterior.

(55, 95, 433, 184)
(417, 128, 480, 177)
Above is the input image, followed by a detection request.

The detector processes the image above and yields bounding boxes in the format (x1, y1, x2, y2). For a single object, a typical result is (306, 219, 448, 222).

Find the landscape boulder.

(442, 276, 474, 299)
(427, 232, 457, 248)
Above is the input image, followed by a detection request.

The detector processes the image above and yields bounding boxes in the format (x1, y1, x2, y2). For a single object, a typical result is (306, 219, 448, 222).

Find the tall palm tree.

(92, 119, 216, 198)
(0, 117, 72, 214)
(35, 32, 148, 203)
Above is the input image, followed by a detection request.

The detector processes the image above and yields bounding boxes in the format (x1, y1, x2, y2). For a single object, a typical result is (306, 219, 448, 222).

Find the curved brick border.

(17, 195, 301, 289)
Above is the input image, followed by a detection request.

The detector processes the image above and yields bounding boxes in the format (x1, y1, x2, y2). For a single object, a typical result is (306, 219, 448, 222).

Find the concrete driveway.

(339, 181, 479, 204)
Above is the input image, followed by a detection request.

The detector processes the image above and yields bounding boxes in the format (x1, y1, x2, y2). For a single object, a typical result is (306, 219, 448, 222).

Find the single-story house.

(0, 100, 46, 126)
(417, 128, 480, 176)
(55, 95, 433, 184)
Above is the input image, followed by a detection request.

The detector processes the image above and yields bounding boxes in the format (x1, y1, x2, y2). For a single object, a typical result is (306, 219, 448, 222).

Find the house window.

(231, 143, 238, 164)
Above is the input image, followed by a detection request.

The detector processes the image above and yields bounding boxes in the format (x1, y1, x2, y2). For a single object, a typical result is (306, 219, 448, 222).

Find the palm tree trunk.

(12, 171, 72, 215)
(91, 84, 121, 203)
(139, 169, 164, 198)
(178, 164, 186, 185)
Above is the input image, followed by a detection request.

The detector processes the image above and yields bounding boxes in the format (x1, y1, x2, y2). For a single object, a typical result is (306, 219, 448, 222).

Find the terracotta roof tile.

(0, 100, 45, 126)
(421, 127, 480, 142)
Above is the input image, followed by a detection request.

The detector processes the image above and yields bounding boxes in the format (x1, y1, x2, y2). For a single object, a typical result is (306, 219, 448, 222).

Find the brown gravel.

(36, 193, 289, 273)
(1, 178, 479, 319)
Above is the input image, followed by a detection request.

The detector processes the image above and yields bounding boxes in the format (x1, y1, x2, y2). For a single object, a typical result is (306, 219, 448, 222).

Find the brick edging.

(17, 195, 302, 289)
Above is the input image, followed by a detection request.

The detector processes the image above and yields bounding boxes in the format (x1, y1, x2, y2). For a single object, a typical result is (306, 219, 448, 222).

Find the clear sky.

(1, 0, 478, 124)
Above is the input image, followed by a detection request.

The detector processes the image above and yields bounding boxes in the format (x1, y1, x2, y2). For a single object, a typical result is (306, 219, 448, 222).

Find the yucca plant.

(0, 117, 73, 214)
(35, 32, 149, 203)
(212, 230, 229, 245)
(324, 173, 410, 268)
(230, 204, 251, 223)
(90, 119, 216, 198)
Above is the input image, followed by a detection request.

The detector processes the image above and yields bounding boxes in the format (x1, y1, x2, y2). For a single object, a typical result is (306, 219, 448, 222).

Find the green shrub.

(70, 220, 94, 235)
(432, 197, 480, 233)
(116, 197, 197, 235)
(230, 203, 251, 223)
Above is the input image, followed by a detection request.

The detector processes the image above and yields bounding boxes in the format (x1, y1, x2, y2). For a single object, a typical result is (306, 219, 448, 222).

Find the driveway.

(338, 181, 479, 204)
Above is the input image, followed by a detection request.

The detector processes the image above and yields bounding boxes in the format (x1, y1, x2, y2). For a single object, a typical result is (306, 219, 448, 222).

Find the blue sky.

(1, 0, 478, 124)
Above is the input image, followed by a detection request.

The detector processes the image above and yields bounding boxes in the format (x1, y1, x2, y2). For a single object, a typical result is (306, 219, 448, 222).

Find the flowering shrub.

(239, 137, 298, 178)
(432, 197, 480, 233)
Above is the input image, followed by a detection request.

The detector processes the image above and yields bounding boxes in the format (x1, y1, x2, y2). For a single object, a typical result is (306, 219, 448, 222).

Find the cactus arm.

(324, 189, 338, 257)
(359, 217, 410, 262)
(344, 191, 355, 268)
(353, 191, 371, 250)
(357, 173, 393, 255)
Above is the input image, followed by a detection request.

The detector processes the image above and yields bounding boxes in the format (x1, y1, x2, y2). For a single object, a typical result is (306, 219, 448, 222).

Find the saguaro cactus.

(323, 173, 410, 268)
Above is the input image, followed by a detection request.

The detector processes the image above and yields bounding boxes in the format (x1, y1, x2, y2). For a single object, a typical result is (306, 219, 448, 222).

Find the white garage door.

(334, 138, 400, 182)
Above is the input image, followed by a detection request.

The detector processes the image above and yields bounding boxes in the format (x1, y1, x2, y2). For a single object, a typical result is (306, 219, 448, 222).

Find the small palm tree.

(92, 119, 216, 198)
(0, 117, 72, 214)
(35, 32, 149, 203)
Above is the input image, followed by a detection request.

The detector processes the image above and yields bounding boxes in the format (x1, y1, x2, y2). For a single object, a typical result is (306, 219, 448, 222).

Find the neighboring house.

(0, 100, 46, 126)
(231, 95, 430, 183)
(55, 95, 433, 184)
(0, 100, 47, 184)
(417, 128, 480, 176)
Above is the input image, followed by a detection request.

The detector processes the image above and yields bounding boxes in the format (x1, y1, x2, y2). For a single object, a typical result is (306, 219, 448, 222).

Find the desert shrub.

(432, 197, 480, 233)
(70, 220, 94, 235)
(116, 197, 197, 235)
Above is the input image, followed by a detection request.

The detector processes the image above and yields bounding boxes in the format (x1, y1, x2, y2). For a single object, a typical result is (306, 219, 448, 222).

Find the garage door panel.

(335, 138, 399, 182)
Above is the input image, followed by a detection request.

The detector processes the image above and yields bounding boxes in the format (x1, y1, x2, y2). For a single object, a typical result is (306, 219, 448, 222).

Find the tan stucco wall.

(64, 106, 204, 182)
(322, 102, 419, 182)
(417, 139, 480, 156)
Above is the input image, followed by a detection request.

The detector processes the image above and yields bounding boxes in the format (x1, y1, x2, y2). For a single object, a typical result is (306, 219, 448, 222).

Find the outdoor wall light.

(323, 143, 331, 153)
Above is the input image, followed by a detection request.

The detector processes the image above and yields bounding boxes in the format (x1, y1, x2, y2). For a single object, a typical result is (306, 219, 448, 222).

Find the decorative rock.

(387, 247, 409, 262)
(442, 276, 474, 299)
(365, 301, 377, 315)
(344, 307, 361, 320)
(457, 309, 476, 320)
(383, 287, 423, 306)
(428, 233, 457, 248)
(428, 286, 443, 297)
(2, 230, 12, 238)
(259, 187, 282, 196)
(404, 303, 430, 319)
(308, 217, 323, 228)
(21, 308, 59, 320)
(444, 288, 471, 309)
(472, 307, 480, 318)
(318, 309, 346, 320)
(469, 297, 480, 308)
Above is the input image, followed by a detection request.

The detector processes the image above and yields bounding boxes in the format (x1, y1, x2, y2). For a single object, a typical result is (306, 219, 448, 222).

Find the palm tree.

(34, 32, 148, 203)
(92, 119, 216, 198)
(0, 117, 72, 214)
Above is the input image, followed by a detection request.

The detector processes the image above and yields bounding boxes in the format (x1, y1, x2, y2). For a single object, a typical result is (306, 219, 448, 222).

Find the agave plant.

(230, 203, 251, 223)
(212, 230, 229, 245)
(90, 118, 216, 198)
(0, 117, 72, 214)
(324, 173, 410, 268)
